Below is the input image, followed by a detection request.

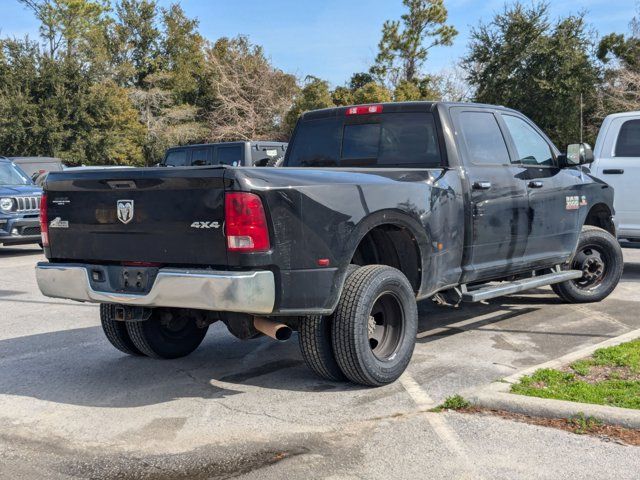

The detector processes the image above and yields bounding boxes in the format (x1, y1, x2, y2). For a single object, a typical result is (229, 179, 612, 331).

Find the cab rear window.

(286, 112, 442, 168)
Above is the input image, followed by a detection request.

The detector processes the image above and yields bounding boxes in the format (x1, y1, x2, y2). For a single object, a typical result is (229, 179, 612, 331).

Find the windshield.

(0, 162, 32, 186)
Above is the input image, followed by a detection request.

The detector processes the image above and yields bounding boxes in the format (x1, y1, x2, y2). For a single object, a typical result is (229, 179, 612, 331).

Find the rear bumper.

(35, 263, 275, 314)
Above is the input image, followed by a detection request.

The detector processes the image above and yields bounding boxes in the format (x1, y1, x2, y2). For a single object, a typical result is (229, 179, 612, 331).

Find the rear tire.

(298, 265, 359, 382)
(552, 226, 623, 303)
(299, 315, 347, 382)
(331, 265, 418, 387)
(100, 304, 143, 356)
(126, 309, 208, 359)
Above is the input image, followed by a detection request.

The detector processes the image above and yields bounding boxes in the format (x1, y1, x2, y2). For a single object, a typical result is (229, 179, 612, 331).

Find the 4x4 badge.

(117, 200, 134, 224)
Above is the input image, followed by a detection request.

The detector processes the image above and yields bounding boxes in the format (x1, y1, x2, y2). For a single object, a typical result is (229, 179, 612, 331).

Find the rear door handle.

(528, 181, 544, 189)
(473, 181, 492, 190)
(603, 169, 624, 174)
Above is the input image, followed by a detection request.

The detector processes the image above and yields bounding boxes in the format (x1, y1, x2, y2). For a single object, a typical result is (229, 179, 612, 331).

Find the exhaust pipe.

(253, 317, 292, 341)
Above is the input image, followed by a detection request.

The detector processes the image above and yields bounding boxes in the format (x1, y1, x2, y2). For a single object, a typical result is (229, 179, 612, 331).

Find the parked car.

(10, 157, 64, 185)
(35, 102, 622, 387)
(592, 111, 640, 242)
(162, 141, 287, 168)
(0, 157, 42, 247)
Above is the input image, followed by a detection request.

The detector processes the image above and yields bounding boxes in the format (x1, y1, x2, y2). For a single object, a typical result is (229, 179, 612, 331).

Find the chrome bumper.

(35, 263, 275, 314)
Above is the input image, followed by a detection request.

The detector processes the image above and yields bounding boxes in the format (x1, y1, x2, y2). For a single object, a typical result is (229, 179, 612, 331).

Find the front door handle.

(528, 181, 544, 189)
(473, 181, 492, 190)
(603, 169, 624, 175)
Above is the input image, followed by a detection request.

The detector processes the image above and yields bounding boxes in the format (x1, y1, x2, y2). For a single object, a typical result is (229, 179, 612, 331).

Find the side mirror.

(563, 143, 594, 167)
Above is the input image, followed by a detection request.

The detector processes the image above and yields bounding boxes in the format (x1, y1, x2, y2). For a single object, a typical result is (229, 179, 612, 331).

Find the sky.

(0, 0, 637, 86)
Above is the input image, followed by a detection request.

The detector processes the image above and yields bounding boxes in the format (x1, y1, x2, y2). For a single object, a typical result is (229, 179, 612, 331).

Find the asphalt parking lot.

(1, 244, 640, 479)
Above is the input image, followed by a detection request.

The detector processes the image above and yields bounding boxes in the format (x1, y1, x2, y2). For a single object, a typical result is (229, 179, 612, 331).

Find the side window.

(164, 150, 188, 166)
(615, 119, 640, 157)
(216, 146, 243, 166)
(191, 148, 209, 166)
(458, 111, 511, 165)
(502, 115, 554, 167)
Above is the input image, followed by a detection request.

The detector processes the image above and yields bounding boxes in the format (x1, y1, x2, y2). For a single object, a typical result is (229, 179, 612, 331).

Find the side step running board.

(461, 270, 583, 303)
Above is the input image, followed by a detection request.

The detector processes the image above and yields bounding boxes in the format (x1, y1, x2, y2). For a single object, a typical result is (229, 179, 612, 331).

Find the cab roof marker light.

(346, 105, 384, 115)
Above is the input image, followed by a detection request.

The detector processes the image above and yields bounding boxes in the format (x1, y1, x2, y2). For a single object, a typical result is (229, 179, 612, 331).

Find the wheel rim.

(572, 243, 609, 291)
(158, 313, 195, 341)
(367, 292, 404, 361)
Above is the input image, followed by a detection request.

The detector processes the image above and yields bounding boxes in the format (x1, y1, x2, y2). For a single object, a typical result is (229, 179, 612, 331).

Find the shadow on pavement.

(1, 264, 638, 409)
(0, 246, 43, 257)
(622, 262, 640, 281)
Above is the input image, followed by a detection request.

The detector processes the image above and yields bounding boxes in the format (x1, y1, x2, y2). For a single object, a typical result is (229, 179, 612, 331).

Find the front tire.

(126, 309, 208, 359)
(332, 265, 418, 387)
(100, 304, 143, 356)
(552, 226, 623, 303)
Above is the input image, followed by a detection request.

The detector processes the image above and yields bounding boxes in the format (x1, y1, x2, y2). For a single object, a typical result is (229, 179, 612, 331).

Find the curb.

(467, 328, 640, 430)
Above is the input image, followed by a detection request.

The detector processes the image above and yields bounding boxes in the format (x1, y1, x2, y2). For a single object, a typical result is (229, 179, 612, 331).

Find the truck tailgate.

(45, 167, 229, 266)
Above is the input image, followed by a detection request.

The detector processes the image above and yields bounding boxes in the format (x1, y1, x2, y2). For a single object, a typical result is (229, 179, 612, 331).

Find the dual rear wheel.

(300, 227, 624, 387)
(100, 305, 208, 359)
(299, 265, 418, 387)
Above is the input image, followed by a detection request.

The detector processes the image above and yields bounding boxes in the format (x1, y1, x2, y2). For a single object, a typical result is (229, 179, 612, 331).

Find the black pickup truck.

(36, 102, 623, 387)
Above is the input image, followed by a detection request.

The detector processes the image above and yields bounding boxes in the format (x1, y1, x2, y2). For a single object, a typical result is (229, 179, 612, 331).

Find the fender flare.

(324, 210, 433, 311)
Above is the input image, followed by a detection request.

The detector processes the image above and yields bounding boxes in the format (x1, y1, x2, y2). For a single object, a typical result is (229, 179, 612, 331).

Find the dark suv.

(0, 157, 43, 247)
(162, 141, 287, 167)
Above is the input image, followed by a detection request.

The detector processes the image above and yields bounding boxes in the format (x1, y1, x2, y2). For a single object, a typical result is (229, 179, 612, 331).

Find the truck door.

(499, 114, 580, 264)
(451, 107, 529, 281)
(593, 117, 640, 239)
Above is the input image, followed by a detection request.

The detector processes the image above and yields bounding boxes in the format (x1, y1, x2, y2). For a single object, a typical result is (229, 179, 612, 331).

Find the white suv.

(593, 112, 640, 241)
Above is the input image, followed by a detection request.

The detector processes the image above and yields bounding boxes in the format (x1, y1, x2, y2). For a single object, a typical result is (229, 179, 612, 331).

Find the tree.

(66, 81, 145, 165)
(394, 77, 439, 101)
(206, 36, 298, 142)
(0, 31, 144, 165)
(19, 0, 111, 73)
(432, 66, 472, 102)
(597, 7, 640, 115)
(370, 0, 457, 89)
(285, 76, 332, 133)
(352, 82, 393, 104)
(111, 0, 161, 88)
(463, 2, 601, 147)
(598, 7, 640, 73)
(129, 72, 204, 163)
(349, 72, 375, 90)
(161, 3, 206, 104)
(331, 86, 354, 106)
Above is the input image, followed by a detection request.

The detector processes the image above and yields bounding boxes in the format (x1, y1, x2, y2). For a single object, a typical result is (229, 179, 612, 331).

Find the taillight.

(346, 104, 383, 115)
(225, 192, 270, 252)
(39, 194, 48, 247)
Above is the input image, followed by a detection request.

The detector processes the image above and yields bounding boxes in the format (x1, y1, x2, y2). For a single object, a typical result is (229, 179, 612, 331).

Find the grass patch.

(568, 413, 602, 434)
(511, 339, 640, 410)
(435, 394, 470, 411)
(570, 339, 640, 375)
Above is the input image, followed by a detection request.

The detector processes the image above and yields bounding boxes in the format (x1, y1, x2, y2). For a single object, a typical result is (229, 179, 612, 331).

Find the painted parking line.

(570, 303, 632, 331)
(400, 372, 484, 480)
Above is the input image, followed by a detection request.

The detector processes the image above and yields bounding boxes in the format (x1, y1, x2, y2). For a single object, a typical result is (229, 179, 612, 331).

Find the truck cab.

(162, 141, 287, 168)
(593, 111, 640, 241)
(0, 157, 43, 247)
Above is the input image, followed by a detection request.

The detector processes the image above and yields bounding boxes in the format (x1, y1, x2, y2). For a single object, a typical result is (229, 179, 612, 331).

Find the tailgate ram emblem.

(116, 200, 134, 224)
